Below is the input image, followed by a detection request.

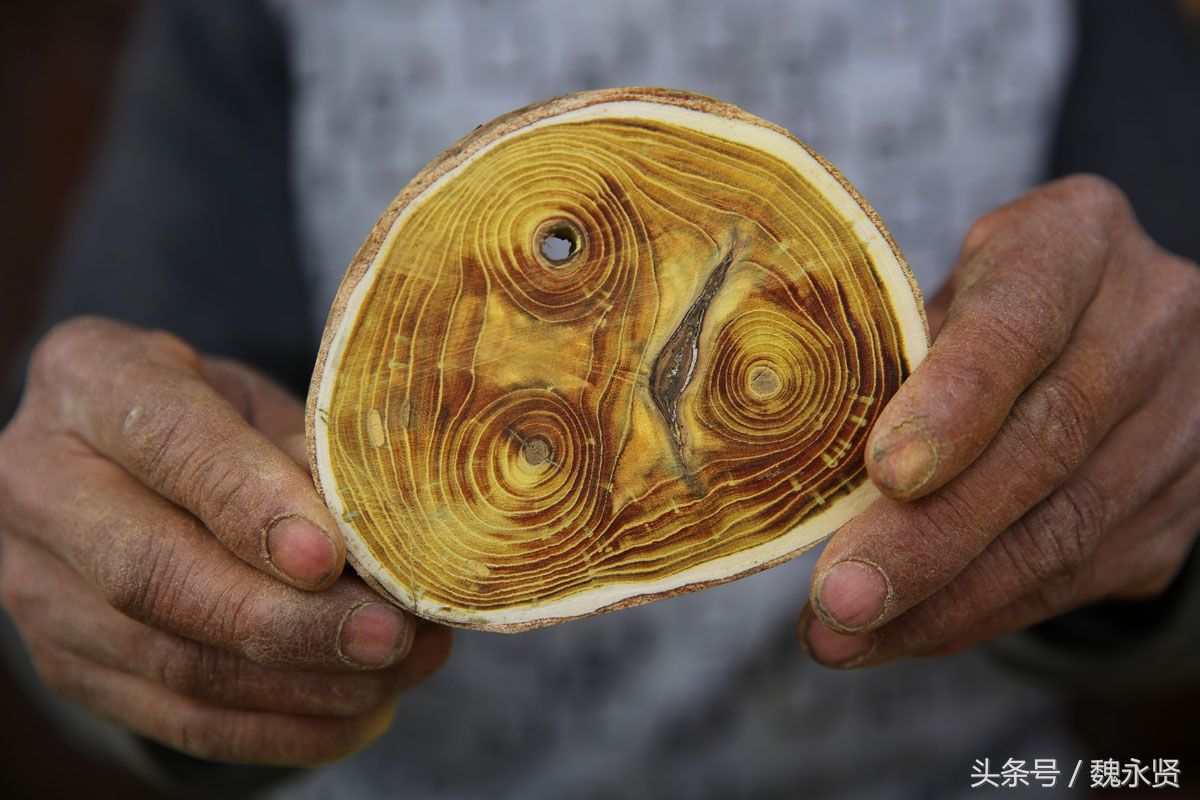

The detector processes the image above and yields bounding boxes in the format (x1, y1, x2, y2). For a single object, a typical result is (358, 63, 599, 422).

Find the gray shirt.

(11, 0, 1194, 795)
(259, 2, 1083, 797)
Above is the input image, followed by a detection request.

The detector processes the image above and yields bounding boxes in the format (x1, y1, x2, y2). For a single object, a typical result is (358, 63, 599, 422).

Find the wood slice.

(307, 87, 928, 632)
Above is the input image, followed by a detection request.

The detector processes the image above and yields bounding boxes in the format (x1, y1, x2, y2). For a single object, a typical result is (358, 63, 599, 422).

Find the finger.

(1101, 467, 1200, 600)
(2, 535, 434, 716)
(797, 605, 874, 668)
(812, 244, 1198, 637)
(810, 292, 1162, 636)
(802, 384, 1198, 665)
(925, 525, 1197, 659)
(866, 176, 1126, 500)
(27, 317, 342, 589)
(275, 431, 312, 473)
(922, 489, 1198, 659)
(1, 449, 413, 672)
(38, 651, 397, 766)
(201, 356, 310, 468)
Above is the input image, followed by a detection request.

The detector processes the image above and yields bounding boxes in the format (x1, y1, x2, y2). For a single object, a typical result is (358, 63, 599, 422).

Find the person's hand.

(798, 175, 1200, 667)
(0, 318, 451, 764)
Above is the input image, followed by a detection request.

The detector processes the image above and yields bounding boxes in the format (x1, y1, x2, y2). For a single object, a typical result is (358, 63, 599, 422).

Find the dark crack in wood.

(649, 244, 737, 461)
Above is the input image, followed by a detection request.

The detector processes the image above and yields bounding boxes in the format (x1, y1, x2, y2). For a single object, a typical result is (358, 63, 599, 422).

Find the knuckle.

(89, 339, 201, 478)
(137, 328, 201, 370)
(25, 640, 72, 693)
(1057, 174, 1129, 220)
(211, 583, 273, 662)
(1053, 175, 1133, 252)
(978, 273, 1064, 367)
(28, 316, 112, 386)
(96, 524, 184, 624)
(900, 588, 969, 652)
(121, 403, 279, 540)
(962, 209, 1009, 256)
(186, 454, 272, 537)
(158, 634, 390, 715)
(96, 521, 278, 665)
(117, 388, 194, 485)
(167, 439, 234, 506)
(1004, 477, 1108, 583)
(30, 319, 199, 408)
(1005, 372, 1097, 483)
(995, 526, 1062, 590)
(148, 613, 317, 709)
(122, 408, 261, 534)
(919, 481, 983, 551)
(1047, 480, 1108, 562)
(933, 357, 998, 407)
(168, 704, 309, 764)
(152, 637, 217, 698)
(169, 704, 226, 761)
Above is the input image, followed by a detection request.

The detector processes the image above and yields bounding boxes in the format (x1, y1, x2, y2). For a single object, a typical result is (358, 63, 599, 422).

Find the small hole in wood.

(539, 223, 580, 265)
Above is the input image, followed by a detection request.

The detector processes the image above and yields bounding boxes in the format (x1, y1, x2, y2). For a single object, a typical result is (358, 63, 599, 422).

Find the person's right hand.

(0, 317, 451, 765)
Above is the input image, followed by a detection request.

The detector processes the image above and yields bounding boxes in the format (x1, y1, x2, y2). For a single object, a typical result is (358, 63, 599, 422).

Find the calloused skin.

(801, 175, 1200, 667)
(0, 322, 451, 765)
(0, 175, 1196, 766)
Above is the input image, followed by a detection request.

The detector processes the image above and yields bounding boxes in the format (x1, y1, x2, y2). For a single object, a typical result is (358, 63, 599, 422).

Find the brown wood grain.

(308, 88, 927, 631)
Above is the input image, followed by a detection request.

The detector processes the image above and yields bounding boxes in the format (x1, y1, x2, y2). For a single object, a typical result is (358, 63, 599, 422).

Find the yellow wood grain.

(308, 88, 927, 631)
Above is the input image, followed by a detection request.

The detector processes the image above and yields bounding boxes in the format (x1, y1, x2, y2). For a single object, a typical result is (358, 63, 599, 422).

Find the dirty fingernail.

(339, 603, 410, 668)
(804, 617, 874, 667)
(267, 517, 338, 586)
(872, 428, 937, 494)
(817, 560, 890, 630)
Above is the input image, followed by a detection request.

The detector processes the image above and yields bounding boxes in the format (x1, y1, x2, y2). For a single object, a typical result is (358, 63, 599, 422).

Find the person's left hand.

(798, 175, 1200, 667)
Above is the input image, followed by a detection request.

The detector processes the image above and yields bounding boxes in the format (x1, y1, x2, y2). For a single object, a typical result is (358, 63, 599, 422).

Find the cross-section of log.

(307, 88, 928, 632)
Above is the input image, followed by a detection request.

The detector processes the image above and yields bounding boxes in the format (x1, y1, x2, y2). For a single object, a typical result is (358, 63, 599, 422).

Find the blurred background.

(0, 1, 138, 384)
(0, 1, 1197, 798)
(0, 3, 167, 798)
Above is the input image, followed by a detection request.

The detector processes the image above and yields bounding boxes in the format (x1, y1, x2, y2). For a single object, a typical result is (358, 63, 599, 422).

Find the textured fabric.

(8, 1, 1195, 796)
(43, 0, 314, 388)
(259, 2, 1083, 797)
(269, 0, 1075, 327)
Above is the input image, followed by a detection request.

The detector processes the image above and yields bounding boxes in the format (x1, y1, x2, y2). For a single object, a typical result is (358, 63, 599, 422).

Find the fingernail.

(804, 617, 874, 667)
(816, 560, 890, 630)
(338, 603, 410, 668)
(872, 427, 937, 493)
(267, 517, 338, 586)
